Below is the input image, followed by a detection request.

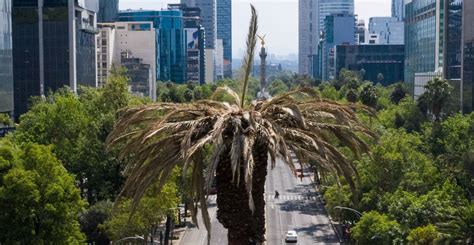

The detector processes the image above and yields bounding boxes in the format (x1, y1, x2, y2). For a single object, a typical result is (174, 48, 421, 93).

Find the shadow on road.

(294, 224, 340, 243)
(278, 198, 327, 216)
(284, 183, 316, 194)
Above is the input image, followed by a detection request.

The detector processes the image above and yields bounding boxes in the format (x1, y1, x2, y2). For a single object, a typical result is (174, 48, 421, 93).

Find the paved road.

(179, 199, 227, 245)
(265, 158, 339, 244)
(180, 158, 339, 245)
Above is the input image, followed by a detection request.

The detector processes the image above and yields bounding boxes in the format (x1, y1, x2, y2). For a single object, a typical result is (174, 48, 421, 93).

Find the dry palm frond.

(210, 86, 241, 106)
(108, 20, 376, 240)
(239, 4, 258, 108)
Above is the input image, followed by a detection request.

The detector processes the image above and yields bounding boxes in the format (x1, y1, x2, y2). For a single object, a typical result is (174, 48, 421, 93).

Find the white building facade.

(368, 17, 404, 45)
(96, 21, 157, 101)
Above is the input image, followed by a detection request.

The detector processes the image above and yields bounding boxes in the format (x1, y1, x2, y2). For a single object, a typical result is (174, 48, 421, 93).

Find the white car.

(285, 230, 298, 243)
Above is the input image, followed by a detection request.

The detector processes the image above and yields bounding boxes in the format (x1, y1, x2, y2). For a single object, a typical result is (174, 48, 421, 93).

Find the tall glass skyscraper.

(12, 0, 99, 119)
(0, 0, 13, 113)
(404, 0, 437, 92)
(443, 0, 463, 110)
(217, 0, 232, 78)
(462, 0, 473, 113)
(319, 0, 354, 32)
(368, 17, 404, 45)
(392, 0, 405, 20)
(119, 10, 187, 83)
(298, 0, 354, 76)
(98, 0, 119, 23)
(320, 14, 355, 81)
(182, 0, 216, 49)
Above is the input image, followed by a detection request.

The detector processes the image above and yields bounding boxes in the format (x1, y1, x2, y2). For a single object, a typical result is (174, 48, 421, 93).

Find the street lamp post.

(334, 206, 362, 218)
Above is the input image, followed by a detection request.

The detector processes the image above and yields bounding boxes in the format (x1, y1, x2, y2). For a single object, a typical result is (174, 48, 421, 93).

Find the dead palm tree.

(107, 5, 375, 245)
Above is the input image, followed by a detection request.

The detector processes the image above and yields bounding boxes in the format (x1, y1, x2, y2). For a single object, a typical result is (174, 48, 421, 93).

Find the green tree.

(346, 89, 358, 103)
(319, 83, 340, 100)
(336, 68, 361, 90)
(390, 83, 408, 105)
(79, 201, 113, 244)
(351, 211, 402, 244)
(377, 73, 384, 84)
(357, 129, 439, 209)
(360, 83, 378, 108)
(103, 175, 179, 242)
(407, 225, 440, 244)
(378, 98, 425, 132)
(267, 79, 289, 96)
(15, 68, 135, 204)
(419, 77, 453, 121)
(0, 141, 85, 243)
(0, 113, 13, 127)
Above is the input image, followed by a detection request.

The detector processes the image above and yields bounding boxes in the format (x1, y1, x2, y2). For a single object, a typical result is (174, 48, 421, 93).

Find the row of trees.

(310, 71, 474, 243)
(0, 68, 181, 243)
(1, 6, 472, 244)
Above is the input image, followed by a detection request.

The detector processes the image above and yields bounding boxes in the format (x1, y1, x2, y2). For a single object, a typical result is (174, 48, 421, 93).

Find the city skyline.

(120, 0, 391, 58)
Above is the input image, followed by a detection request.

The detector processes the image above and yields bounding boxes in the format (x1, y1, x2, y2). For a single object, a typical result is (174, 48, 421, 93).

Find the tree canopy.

(0, 140, 85, 243)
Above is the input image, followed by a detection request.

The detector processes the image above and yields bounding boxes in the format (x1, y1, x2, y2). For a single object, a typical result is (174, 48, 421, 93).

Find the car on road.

(285, 230, 298, 243)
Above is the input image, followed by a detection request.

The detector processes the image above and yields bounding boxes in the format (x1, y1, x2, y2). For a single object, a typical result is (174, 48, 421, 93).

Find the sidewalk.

(171, 224, 189, 245)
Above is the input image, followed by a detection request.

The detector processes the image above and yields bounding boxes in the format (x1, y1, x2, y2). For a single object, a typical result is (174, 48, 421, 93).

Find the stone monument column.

(260, 46, 267, 93)
(257, 35, 271, 100)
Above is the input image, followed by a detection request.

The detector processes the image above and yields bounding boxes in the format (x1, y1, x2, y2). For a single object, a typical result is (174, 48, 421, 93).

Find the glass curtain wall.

(0, 0, 13, 113)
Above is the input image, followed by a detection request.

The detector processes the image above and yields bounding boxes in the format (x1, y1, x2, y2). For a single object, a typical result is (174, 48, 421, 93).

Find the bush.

(352, 211, 402, 244)
(407, 225, 440, 244)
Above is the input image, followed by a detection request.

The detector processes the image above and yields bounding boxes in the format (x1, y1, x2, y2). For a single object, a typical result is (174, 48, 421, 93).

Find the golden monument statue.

(258, 34, 266, 47)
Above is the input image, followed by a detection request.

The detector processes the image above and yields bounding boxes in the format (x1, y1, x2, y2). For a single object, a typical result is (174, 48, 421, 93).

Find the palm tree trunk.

(250, 140, 268, 244)
(216, 145, 253, 245)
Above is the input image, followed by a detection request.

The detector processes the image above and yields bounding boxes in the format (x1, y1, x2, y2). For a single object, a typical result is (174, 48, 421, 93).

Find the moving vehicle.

(285, 230, 298, 243)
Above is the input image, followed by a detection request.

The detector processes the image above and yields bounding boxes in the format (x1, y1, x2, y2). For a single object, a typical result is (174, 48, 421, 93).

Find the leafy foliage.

(407, 225, 440, 244)
(351, 211, 402, 244)
(418, 77, 453, 121)
(0, 113, 13, 127)
(14, 69, 137, 204)
(0, 141, 85, 243)
(103, 172, 179, 241)
(390, 83, 408, 105)
(359, 83, 378, 108)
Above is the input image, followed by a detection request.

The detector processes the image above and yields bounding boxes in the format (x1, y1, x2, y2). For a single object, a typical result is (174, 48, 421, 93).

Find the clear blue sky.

(119, 0, 391, 58)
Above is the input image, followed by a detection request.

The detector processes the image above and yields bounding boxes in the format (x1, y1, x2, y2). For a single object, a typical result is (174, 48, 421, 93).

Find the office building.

(181, 0, 216, 83)
(215, 39, 224, 80)
(217, 0, 232, 78)
(462, 0, 473, 113)
(12, 0, 98, 119)
(335, 44, 405, 86)
(368, 17, 404, 44)
(299, 0, 354, 76)
(96, 23, 116, 88)
(120, 51, 153, 98)
(182, 0, 215, 49)
(392, 0, 405, 20)
(185, 26, 205, 84)
(356, 19, 366, 44)
(119, 10, 187, 84)
(98, 0, 119, 22)
(298, 0, 318, 75)
(442, 0, 463, 110)
(366, 33, 380, 44)
(0, 0, 12, 114)
(319, 14, 356, 81)
(96, 21, 156, 100)
(169, 3, 206, 84)
(319, 0, 354, 32)
(404, 0, 438, 93)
